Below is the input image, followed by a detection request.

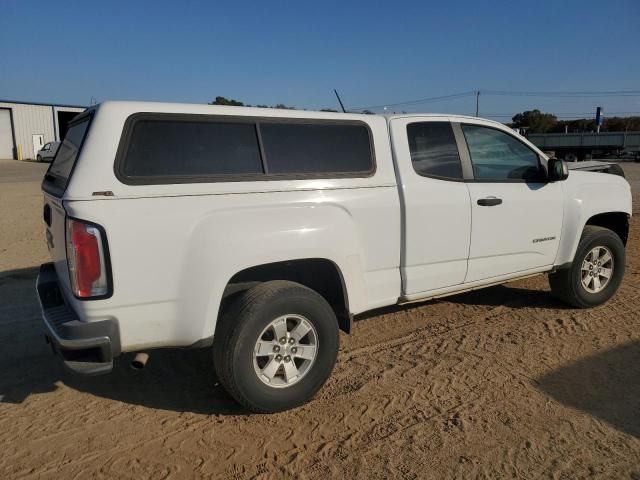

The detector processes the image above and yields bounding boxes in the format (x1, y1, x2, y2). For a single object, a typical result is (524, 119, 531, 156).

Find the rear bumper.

(37, 262, 120, 375)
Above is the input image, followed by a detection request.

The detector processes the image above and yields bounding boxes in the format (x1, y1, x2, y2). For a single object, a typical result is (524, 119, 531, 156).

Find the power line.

(350, 89, 640, 113)
(350, 91, 476, 112)
(551, 111, 640, 116)
(484, 111, 640, 119)
(483, 89, 640, 97)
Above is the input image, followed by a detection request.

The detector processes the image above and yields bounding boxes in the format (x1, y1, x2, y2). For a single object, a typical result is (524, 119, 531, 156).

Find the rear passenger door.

(391, 117, 473, 295)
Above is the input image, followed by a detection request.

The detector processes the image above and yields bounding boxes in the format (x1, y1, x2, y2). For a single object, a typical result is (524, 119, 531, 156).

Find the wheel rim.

(253, 314, 318, 388)
(580, 246, 614, 294)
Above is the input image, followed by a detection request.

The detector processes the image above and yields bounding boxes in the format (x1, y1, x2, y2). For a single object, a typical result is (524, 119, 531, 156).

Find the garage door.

(0, 109, 14, 159)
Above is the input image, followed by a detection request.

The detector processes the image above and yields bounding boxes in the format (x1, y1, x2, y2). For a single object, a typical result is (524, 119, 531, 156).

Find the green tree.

(511, 109, 557, 133)
(209, 96, 245, 106)
(604, 116, 640, 131)
(550, 116, 640, 133)
(210, 97, 298, 109)
(552, 119, 593, 133)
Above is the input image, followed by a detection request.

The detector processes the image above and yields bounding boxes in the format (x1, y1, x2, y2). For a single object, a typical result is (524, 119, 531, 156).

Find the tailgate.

(40, 112, 93, 294)
(43, 193, 71, 293)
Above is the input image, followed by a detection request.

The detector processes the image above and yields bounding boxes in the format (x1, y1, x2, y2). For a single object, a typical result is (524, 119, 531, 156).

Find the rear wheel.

(213, 280, 339, 413)
(549, 226, 625, 308)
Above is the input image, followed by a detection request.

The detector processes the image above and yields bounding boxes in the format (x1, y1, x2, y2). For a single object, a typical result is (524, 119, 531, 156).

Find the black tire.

(606, 163, 625, 178)
(213, 280, 339, 413)
(36, 155, 42, 162)
(549, 226, 625, 308)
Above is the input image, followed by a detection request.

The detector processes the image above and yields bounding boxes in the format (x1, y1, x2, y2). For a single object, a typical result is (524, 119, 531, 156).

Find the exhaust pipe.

(131, 352, 149, 370)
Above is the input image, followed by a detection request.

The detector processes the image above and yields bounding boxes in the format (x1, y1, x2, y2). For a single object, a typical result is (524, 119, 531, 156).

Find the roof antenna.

(334, 89, 347, 113)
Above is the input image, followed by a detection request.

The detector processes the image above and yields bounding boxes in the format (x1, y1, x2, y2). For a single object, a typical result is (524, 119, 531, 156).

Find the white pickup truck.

(38, 101, 632, 412)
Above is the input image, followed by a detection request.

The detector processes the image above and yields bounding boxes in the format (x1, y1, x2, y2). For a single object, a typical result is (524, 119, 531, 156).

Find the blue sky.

(1, 0, 638, 120)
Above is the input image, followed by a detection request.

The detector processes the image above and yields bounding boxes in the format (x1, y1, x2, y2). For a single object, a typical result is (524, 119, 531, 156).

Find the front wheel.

(213, 280, 339, 413)
(549, 226, 625, 308)
(36, 155, 42, 162)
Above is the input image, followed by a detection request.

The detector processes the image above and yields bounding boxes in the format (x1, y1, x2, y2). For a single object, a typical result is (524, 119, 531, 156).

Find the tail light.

(66, 218, 110, 298)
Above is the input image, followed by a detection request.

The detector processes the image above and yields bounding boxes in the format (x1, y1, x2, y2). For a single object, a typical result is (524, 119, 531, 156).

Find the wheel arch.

(219, 258, 353, 334)
(584, 211, 629, 246)
(554, 173, 632, 267)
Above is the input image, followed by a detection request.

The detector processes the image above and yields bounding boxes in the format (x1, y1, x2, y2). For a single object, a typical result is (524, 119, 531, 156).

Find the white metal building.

(0, 99, 86, 160)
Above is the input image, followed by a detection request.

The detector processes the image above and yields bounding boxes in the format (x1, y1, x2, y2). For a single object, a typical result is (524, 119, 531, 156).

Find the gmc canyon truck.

(38, 102, 632, 413)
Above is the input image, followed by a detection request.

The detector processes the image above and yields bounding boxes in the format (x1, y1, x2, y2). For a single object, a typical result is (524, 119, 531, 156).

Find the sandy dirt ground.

(0, 159, 639, 479)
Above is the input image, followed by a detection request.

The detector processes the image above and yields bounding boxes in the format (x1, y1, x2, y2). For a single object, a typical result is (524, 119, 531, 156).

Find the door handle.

(477, 197, 502, 206)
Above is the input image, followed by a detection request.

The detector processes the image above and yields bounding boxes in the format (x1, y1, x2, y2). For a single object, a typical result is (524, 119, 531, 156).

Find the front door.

(32, 134, 44, 158)
(460, 123, 563, 282)
(391, 118, 473, 295)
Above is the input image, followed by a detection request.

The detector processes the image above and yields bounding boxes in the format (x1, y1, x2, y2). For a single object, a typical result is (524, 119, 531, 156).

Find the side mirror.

(547, 158, 569, 182)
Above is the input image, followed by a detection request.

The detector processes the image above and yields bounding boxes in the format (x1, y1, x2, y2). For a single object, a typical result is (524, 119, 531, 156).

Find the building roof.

(0, 98, 86, 109)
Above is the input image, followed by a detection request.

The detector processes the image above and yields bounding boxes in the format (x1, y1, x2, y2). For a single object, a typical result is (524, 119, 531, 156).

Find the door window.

(462, 125, 543, 181)
(406, 122, 463, 180)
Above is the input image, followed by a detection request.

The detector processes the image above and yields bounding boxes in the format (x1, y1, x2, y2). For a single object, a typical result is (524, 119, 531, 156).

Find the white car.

(36, 141, 60, 162)
(38, 101, 632, 412)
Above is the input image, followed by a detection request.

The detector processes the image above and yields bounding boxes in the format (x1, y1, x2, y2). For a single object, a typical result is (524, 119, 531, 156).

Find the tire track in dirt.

(2, 261, 639, 479)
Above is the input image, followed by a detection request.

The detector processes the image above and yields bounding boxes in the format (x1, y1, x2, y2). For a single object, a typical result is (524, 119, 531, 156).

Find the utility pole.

(475, 90, 480, 117)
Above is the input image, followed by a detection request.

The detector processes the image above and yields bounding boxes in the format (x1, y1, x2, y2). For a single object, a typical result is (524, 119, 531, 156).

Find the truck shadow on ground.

(355, 284, 569, 322)
(536, 340, 640, 438)
(3, 267, 638, 431)
(66, 349, 247, 415)
(441, 284, 569, 309)
(0, 267, 244, 415)
(3, 341, 246, 416)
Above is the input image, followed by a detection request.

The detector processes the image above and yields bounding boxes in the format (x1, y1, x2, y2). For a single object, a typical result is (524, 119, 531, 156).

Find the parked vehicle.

(566, 160, 626, 177)
(528, 131, 640, 162)
(36, 141, 60, 162)
(38, 102, 632, 412)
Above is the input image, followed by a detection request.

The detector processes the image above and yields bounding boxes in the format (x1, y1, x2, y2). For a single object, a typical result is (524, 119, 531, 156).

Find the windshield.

(43, 115, 91, 195)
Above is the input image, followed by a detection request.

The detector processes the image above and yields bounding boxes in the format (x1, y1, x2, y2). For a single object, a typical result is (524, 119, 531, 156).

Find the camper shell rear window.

(42, 112, 92, 196)
(115, 113, 375, 184)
